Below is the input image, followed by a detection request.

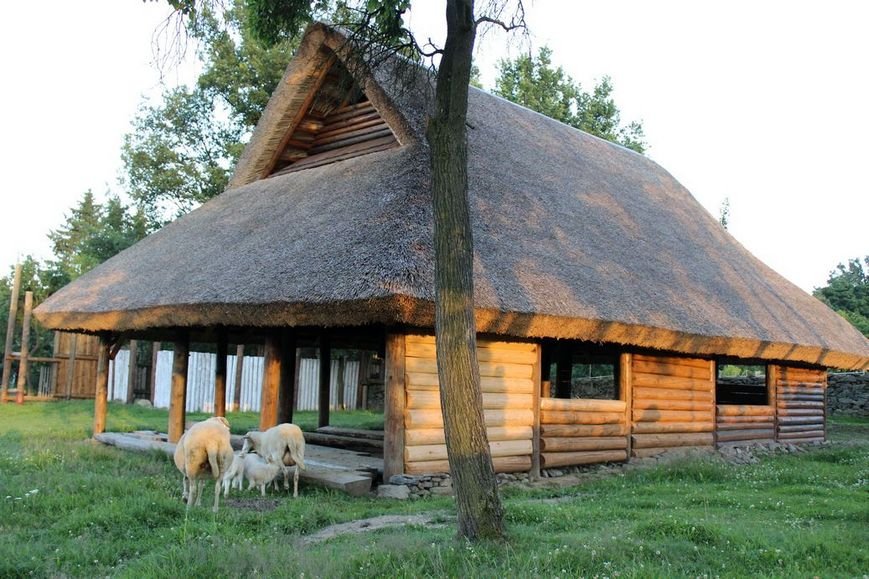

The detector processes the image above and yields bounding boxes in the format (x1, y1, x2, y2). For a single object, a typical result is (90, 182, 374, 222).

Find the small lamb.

(173, 416, 234, 512)
(242, 423, 306, 497)
(242, 453, 281, 496)
(221, 451, 246, 497)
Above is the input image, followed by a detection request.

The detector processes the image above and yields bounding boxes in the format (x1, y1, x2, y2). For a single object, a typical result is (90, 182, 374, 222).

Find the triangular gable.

(230, 24, 411, 188)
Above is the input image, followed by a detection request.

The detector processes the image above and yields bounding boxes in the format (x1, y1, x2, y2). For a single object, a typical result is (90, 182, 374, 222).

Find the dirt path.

(297, 513, 448, 546)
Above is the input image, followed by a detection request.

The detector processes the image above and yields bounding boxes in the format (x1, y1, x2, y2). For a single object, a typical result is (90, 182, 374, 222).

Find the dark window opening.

(716, 361, 768, 405)
(544, 343, 618, 400)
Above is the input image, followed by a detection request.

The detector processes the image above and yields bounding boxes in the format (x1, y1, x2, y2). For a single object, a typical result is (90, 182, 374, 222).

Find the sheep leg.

(293, 464, 299, 498)
(260, 483, 266, 497)
(212, 479, 221, 513)
(181, 475, 189, 502)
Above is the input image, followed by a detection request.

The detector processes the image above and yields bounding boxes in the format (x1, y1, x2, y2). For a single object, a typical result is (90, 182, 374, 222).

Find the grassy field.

(0, 401, 866, 578)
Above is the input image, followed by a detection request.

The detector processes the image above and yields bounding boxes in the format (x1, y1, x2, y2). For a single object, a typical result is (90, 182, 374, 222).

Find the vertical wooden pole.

(336, 356, 346, 410)
(710, 360, 717, 448)
(168, 335, 189, 443)
(768, 364, 779, 442)
(277, 329, 297, 424)
(64, 334, 78, 400)
(357, 352, 369, 409)
(93, 336, 111, 435)
(555, 343, 573, 399)
(1, 263, 21, 402)
(318, 331, 332, 428)
(214, 332, 227, 417)
(50, 332, 61, 396)
(821, 369, 828, 442)
(15, 291, 33, 403)
(620, 353, 633, 460)
(149, 342, 160, 404)
(125, 339, 138, 404)
(530, 342, 542, 480)
(232, 344, 245, 411)
(383, 333, 406, 480)
(260, 334, 281, 430)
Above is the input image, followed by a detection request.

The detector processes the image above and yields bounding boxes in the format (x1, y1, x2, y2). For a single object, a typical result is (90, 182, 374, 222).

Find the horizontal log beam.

(777, 430, 824, 440)
(406, 372, 533, 394)
(406, 390, 533, 410)
(632, 373, 713, 391)
(405, 357, 532, 379)
(541, 410, 624, 425)
(405, 409, 533, 429)
(778, 423, 824, 433)
(540, 436, 627, 452)
(541, 450, 627, 468)
(716, 404, 774, 417)
(632, 421, 714, 434)
(634, 399, 711, 412)
(716, 429, 774, 442)
(405, 455, 532, 475)
(632, 361, 711, 380)
(633, 387, 713, 402)
(633, 409, 712, 423)
(539, 424, 628, 438)
(632, 354, 711, 369)
(540, 398, 626, 413)
(631, 432, 714, 449)
(716, 421, 773, 430)
(405, 341, 537, 365)
(405, 439, 532, 463)
(405, 426, 532, 446)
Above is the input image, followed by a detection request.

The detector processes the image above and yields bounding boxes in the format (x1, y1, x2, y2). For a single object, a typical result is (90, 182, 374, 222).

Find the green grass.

(1, 402, 866, 578)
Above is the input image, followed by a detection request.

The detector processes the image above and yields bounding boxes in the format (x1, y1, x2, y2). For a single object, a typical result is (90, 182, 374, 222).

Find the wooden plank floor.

(95, 431, 380, 496)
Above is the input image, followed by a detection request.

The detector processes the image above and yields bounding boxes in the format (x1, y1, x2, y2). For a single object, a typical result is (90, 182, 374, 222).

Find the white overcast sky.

(0, 1, 866, 293)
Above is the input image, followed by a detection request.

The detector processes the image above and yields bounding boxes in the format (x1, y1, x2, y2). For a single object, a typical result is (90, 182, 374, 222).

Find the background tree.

(494, 47, 646, 153)
(47, 191, 148, 288)
(814, 256, 869, 337)
(124, 1, 296, 224)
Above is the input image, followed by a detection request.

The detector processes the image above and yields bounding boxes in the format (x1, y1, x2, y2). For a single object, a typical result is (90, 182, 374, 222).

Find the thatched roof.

(35, 24, 869, 370)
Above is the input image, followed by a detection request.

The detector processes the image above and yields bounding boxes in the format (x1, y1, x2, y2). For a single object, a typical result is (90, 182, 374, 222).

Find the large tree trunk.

(426, 0, 505, 541)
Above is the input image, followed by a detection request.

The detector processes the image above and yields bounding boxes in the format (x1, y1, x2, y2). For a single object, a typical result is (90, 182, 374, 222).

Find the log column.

(530, 342, 542, 480)
(125, 339, 138, 404)
(260, 334, 281, 430)
(15, 291, 33, 404)
(383, 333, 406, 480)
(277, 329, 297, 424)
(93, 336, 111, 435)
(168, 335, 189, 443)
(619, 353, 633, 458)
(232, 344, 245, 411)
(318, 331, 331, 428)
(0, 263, 21, 403)
(214, 332, 227, 417)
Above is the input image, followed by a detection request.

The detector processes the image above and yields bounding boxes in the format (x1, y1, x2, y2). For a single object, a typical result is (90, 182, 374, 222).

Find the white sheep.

(242, 453, 282, 496)
(173, 416, 234, 512)
(221, 451, 246, 497)
(241, 423, 306, 497)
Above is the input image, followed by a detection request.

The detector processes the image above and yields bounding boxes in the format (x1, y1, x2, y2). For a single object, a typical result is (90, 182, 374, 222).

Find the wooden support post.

(620, 353, 633, 459)
(125, 339, 138, 404)
(232, 344, 245, 411)
(318, 332, 332, 428)
(767, 364, 779, 441)
(383, 333, 406, 480)
(530, 342, 542, 480)
(149, 342, 160, 404)
(277, 329, 297, 424)
(15, 291, 33, 404)
(336, 356, 346, 410)
(710, 360, 717, 447)
(214, 332, 227, 417)
(50, 332, 61, 396)
(168, 335, 189, 443)
(64, 334, 78, 400)
(555, 343, 573, 399)
(260, 334, 281, 430)
(357, 352, 369, 409)
(93, 336, 111, 435)
(1, 263, 21, 403)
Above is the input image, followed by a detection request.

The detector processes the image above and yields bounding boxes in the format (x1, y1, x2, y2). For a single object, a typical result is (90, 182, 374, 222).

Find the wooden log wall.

(402, 335, 536, 476)
(773, 366, 826, 443)
(715, 405, 775, 444)
(275, 100, 398, 175)
(539, 398, 628, 467)
(53, 332, 100, 398)
(630, 354, 715, 457)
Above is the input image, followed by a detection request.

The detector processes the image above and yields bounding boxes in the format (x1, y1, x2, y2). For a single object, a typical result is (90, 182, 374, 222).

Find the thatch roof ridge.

(34, 24, 869, 370)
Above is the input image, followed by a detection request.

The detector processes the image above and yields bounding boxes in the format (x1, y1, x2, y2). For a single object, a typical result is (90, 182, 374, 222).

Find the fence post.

(1, 263, 21, 403)
(64, 334, 79, 400)
(14, 291, 33, 404)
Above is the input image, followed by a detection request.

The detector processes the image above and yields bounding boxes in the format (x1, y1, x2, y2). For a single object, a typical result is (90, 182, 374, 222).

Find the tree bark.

(427, 0, 505, 541)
